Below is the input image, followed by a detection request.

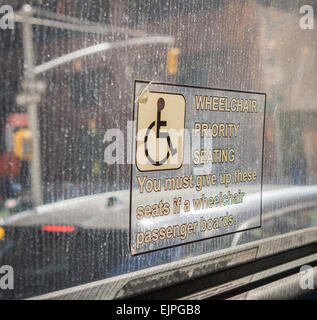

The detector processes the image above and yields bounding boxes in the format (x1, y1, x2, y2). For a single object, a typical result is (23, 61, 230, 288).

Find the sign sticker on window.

(130, 81, 266, 255)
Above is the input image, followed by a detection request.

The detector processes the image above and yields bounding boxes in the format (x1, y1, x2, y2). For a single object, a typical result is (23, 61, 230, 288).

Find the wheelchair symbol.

(144, 97, 177, 166)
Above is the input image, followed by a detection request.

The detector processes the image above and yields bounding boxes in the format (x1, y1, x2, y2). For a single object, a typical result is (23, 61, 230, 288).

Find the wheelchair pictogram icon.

(136, 91, 185, 172)
(144, 97, 177, 166)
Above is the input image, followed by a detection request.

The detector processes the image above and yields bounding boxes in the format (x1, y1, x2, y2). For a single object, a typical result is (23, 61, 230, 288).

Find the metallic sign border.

(129, 80, 267, 256)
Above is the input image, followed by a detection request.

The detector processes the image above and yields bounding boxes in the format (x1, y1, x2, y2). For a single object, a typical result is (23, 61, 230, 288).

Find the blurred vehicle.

(1, 185, 317, 299)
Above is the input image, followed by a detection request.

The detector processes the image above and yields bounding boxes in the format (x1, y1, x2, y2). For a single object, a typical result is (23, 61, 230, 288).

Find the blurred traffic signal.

(167, 48, 180, 75)
(13, 128, 33, 160)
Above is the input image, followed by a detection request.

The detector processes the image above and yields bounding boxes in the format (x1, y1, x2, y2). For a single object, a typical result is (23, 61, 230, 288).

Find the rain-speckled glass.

(0, 0, 316, 299)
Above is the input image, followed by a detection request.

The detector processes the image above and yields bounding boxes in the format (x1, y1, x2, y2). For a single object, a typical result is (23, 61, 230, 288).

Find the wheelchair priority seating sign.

(136, 91, 185, 171)
(130, 81, 266, 255)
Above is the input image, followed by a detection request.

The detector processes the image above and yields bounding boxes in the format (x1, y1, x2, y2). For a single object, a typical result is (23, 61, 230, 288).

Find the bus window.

(0, 0, 317, 300)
